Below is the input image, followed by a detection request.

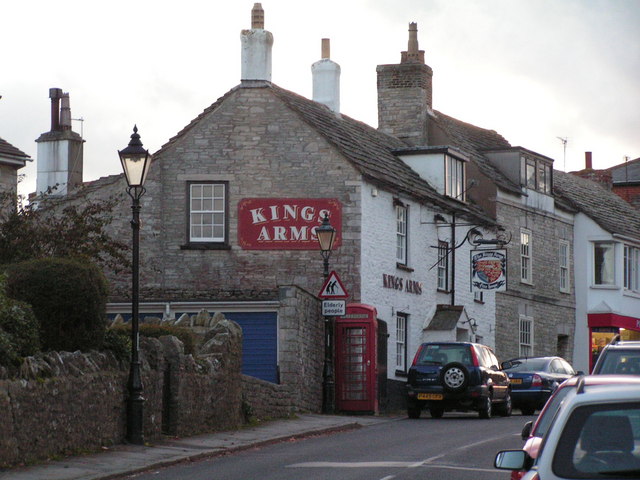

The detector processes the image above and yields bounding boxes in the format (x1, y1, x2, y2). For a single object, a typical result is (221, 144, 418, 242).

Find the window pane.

(189, 183, 226, 242)
(526, 160, 536, 188)
(594, 242, 615, 285)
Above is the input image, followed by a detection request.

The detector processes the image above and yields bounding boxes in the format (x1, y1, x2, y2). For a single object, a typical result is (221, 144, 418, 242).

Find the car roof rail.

(576, 375, 586, 394)
(611, 334, 621, 345)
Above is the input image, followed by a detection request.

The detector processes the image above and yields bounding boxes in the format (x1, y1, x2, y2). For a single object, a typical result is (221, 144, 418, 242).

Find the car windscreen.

(533, 386, 572, 437)
(595, 350, 640, 375)
(505, 358, 549, 372)
(416, 344, 473, 366)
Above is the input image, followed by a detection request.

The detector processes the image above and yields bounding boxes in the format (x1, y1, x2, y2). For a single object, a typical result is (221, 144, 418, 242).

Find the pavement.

(0, 414, 393, 480)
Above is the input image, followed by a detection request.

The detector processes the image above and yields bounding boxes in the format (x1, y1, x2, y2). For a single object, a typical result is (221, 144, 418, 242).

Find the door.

(335, 304, 378, 413)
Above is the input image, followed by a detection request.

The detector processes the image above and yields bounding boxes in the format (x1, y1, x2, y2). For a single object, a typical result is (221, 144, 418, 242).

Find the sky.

(2, 0, 639, 198)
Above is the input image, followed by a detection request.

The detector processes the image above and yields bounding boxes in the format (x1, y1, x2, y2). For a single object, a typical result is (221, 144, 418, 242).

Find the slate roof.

(429, 111, 522, 195)
(425, 304, 464, 330)
(157, 82, 496, 225)
(0, 137, 30, 165)
(553, 169, 640, 241)
(607, 157, 640, 184)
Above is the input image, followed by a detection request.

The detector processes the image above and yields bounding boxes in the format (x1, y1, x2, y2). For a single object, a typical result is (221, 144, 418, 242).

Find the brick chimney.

(35, 88, 84, 196)
(312, 38, 341, 114)
(240, 3, 273, 83)
(377, 22, 433, 146)
(570, 151, 612, 190)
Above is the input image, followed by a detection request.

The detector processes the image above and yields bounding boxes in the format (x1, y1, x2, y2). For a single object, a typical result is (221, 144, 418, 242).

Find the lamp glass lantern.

(118, 125, 152, 188)
(316, 214, 336, 254)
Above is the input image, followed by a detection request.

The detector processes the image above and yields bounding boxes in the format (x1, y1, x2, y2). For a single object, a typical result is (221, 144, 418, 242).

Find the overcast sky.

(2, 0, 639, 198)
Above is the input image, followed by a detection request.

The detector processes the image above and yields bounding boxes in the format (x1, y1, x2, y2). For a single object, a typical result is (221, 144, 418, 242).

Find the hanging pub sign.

(237, 198, 342, 250)
(470, 249, 507, 292)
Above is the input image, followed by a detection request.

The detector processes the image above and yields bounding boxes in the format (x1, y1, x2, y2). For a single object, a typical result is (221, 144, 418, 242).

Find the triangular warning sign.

(318, 271, 349, 299)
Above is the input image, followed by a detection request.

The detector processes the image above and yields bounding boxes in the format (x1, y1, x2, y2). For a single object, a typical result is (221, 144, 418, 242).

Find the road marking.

(287, 461, 506, 473)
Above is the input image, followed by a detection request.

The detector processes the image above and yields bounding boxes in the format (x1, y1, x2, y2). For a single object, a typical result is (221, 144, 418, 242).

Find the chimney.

(35, 88, 84, 196)
(585, 151, 592, 170)
(240, 3, 273, 83)
(312, 38, 341, 114)
(570, 152, 612, 190)
(377, 22, 433, 146)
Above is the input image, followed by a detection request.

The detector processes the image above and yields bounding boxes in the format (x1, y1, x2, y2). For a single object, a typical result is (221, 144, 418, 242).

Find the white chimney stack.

(312, 38, 341, 114)
(240, 3, 273, 82)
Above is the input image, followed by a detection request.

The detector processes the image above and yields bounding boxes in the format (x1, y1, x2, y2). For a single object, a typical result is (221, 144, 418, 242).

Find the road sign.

(322, 300, 346, 316)
(318, 271, 349, 299)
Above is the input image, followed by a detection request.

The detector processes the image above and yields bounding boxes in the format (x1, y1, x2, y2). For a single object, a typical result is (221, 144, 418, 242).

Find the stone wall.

(242, 375, 295, 420)
(0, 317, 244, 466)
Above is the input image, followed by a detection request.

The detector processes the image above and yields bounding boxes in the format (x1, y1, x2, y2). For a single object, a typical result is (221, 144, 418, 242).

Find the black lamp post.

(316, 213, 336, 414)
(118, 125, 152, 445)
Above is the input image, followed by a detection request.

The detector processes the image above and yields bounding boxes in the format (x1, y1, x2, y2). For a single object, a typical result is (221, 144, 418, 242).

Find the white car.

(494, 379, 640, 479)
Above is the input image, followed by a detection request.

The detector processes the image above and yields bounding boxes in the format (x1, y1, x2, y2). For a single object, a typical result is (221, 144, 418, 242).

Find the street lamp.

(118, 125, 152, 445)
(316, 213, 336, 414)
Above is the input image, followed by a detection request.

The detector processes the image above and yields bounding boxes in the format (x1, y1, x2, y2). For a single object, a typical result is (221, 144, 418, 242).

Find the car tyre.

(479, 394, 492, 419)
(521, 406, 535, 416)
(407, 400, 421, 419)
(430, 406, 445, 419)
(496, 391, 512, 417)
(440, 362, 470, 393)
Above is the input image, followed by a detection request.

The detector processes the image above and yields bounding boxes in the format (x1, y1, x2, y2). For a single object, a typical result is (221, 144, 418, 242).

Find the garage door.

(224, 312, 278, 383)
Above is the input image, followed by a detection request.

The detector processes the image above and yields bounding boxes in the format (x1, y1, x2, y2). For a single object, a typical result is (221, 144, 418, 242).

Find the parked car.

(406, 341, 511, 419)
(510, 375, 640, 480)
(495, 379, 640, 479)
(502, 356, 576, 415)
(592, 335, 640, 375)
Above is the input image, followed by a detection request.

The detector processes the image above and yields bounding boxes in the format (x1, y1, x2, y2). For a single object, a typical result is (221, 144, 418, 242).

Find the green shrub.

(102, 327, 131, 363)
(5, 257, 109, 352)
(110, 323, 197, 356)
(0, 275, 40, 366)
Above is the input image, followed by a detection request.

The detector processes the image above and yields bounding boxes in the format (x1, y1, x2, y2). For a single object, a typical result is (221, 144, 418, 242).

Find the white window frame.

(624, 245, 640, 292)
(396, 204, 408, 265)
(520, 228, 533, 284)
(559, 240, 570, 293)
(396, 313, 408, 373)
(445, 155, 465, 200)
(189, 182, 226, 243)
(437, 240, 449, 291)
(593, 241, 615, 286)
(519, 315, 533, 357)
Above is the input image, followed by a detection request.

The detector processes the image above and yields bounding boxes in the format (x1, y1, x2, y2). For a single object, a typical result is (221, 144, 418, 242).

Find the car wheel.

(479, 394, 492, 419)
(439, 362, 470, 393)
(521, 406, 535, 416)
(496, 391, 512, 417)
(407, 400, 421, 419)
(430, 406, 445, 419)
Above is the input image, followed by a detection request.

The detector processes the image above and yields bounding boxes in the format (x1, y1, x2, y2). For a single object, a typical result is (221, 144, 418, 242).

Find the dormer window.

(445, 155, 465, 200)
(522, 155, 552, 194)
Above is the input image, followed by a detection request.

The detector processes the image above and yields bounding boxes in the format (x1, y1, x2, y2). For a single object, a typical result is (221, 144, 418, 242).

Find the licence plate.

(417, 393, 443, 400)
(510, 378, 523, 384)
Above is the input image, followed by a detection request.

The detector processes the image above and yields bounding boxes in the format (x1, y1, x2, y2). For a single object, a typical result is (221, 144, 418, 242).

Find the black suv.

(406, 342, 511, 419)
(592, 335, 640, 374)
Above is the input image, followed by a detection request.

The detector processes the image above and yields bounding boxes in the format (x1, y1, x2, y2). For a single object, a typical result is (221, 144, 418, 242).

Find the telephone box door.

(335, 304, 378, 413)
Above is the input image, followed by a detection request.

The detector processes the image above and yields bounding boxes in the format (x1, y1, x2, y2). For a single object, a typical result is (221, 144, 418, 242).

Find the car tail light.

(469, 346, 480, 367)
(532, 374, 542, 387)
(411, 344, 424, 366)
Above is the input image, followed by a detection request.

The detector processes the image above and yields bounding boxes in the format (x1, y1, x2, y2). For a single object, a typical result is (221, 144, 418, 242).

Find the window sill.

(437, 288, 450, 294)
(590, 284, 619, 290)
(396, 263, 414, 273)
(180, 242, 231, 250)
(623, 289, 640, 299)
(474, 299, 485, 304)
(395, 370, 408, 378)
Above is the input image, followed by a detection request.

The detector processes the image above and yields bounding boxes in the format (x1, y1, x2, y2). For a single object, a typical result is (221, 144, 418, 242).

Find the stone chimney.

(312, 38, 341, 114)
(35, 88, 84, 196)
(240, 3, 273, 83)
(377, 22, 433, 146)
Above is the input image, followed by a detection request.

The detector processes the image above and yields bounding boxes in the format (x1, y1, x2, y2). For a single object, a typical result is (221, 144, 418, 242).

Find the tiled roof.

(0, 137, 30, 163)
(429, 112, 522, 195)
(553, 169, 640, 240)
(156, 82, 495, 224)
(606, 157, 640, 184)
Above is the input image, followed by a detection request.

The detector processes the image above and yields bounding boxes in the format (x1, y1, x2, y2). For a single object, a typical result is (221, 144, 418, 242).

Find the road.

(123, 412, 530, 480)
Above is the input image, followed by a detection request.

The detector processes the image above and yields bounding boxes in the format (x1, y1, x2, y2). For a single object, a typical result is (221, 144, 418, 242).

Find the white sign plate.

(322, 300, 346, 316)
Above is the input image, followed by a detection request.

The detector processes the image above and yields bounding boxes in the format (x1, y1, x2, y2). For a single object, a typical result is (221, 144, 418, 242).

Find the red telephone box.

(335, 304, 379, 413)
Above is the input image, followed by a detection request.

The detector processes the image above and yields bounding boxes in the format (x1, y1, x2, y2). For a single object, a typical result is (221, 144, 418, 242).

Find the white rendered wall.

(36, 140, 72, 195)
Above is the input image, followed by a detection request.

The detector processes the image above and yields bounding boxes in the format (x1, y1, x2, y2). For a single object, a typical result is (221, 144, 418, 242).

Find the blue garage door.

(224, 312, 278, 383)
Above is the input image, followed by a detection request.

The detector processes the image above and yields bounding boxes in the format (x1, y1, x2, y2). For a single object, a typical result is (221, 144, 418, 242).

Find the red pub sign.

(237, 198, 342, 250)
